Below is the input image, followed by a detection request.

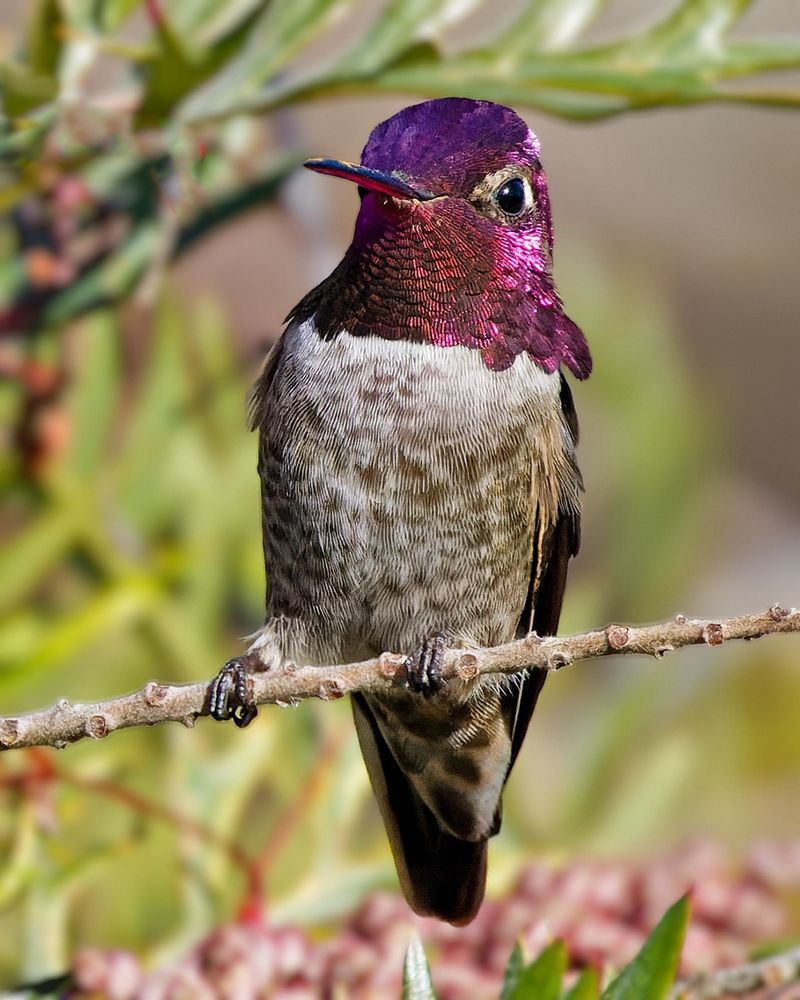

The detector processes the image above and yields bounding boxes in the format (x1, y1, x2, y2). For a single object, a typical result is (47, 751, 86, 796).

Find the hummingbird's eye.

(494, 177, 529, 217)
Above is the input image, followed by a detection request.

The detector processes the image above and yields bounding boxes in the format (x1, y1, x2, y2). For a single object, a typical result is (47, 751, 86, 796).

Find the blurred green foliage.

(404, 896, 688, 999)
(1, 0, 799, 991)
(2, 0, 800, 335)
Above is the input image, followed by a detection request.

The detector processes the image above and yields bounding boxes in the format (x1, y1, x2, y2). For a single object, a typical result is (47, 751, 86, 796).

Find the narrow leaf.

(136, 13, 257, 124)
(336, 0, 479, 78)
(160, 0, 268, 53)
(64, 311, 119, 478)
(508, 940, 567, 1000)
(402, 931, 437, 1000)
(497, 0, 610, 55)
(603, 0, 753, 64)
(562, 968, 599, 1000)
(0, 60, 58, 117)
(40, 223, 160, 327)
(100, 0, 143, 31)
(0, 507, 79, 616)
(501, 942, 526, 999)
(601, 895, 690, 1000)
(178, 0, 352, 123)
(24, 0, 63, 77)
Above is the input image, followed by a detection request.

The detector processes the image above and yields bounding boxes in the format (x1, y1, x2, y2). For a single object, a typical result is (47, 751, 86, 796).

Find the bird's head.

(301, 98, 590, 378)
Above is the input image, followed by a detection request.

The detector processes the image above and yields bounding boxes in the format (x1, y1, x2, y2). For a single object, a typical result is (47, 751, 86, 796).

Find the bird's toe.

(208, 657, 258, 728)
(405, 632, 447, 697)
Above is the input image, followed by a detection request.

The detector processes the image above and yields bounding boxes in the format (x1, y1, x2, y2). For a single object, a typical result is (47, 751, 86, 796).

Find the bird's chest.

(261, 322, 565, 654)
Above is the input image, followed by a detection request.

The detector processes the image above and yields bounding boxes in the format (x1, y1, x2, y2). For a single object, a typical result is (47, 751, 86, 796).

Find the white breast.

(254, 318, 580, 664)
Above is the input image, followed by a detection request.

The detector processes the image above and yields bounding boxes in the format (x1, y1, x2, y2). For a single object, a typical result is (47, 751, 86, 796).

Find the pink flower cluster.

(69, 839, 800, 1000)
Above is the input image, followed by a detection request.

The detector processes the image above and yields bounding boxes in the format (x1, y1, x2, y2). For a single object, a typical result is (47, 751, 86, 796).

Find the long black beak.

(303, 158, 435, 201)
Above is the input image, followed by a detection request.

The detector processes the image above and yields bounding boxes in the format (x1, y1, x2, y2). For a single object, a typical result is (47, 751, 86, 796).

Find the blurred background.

(1, 0, 799, 995)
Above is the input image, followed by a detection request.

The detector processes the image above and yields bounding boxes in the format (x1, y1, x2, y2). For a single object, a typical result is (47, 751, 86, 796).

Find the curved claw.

(208, 658, 258, 728)
(405, 632, 447, 697)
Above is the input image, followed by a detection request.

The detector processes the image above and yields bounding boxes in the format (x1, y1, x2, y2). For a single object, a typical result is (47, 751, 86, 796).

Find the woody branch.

(670, 943, 800, 999)
(1, 605, 797, 753)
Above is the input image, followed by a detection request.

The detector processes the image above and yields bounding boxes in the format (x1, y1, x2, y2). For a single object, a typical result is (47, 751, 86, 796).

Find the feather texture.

(247, 318, 582, 923)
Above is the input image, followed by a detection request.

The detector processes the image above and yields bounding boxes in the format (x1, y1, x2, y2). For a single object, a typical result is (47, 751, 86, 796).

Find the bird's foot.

(208, 656, 259, 728)
(405, 632, 447, 697)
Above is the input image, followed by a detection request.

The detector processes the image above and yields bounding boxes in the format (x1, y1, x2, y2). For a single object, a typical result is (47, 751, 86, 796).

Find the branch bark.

(1, 605, 797, 753)
(670, 944, 800, 998)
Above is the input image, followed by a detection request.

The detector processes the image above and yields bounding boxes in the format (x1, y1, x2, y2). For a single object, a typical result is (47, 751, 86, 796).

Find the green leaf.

(0, 60, 58, 117)
(0, 507, 80, 616)
(63, 311, 120, 479)
(749, 937, 800, 961)
(136, 12, 259, 125)
(159, 0, 268, 55)
(562, 968, 599, 1000)
(508, 940, 568, 1000)
(717, 38, 800, 77)
(178, 0, 352, 123)
(100, 0, 144, 31)
(0, 106, 54, 166)
(114, 290, 191, 533)
(58, 0, 102, 32)
(501, 942, 526, 998)
(0, 801, 39, 906)
(0, 578, 158, 682)
(335, 0, 479, 78)
(402, 932, 437, 1000)
(24, 0, 63, 77)
(40, 222, 160, 328)
(620, 0, 753, 63)
(174, 154, 297, 255)
(360, 53, 633, 121)
(601, 895, 690, 1000)
(496, 0, 611, 56)
(276, 0, 800, 122)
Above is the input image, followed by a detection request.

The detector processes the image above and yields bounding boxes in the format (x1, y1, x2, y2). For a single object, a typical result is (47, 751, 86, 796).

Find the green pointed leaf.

(0, 507, 80, 616)
(601, 896, 690, 1000)
(626, 0, 753, 61)
(402, 932, 437, 1000)
(0, 105, 55, 165)
(497, 0, 611, 55)
(57, 0, 101, 32)
(0, 579, 157, 682)
(276, 0, 800, 122)
(335, 0, 479, 78)
(40, 222, 160, 328)
(136, 12, 258, 125)
(159, 0, 268, 54)
(63, 311, 120, 479)
(24, 0, 63, 77)
(718, 38, 800, 77)
(562, 968, 599, 1000)
(100, 0, 143, 31)
(501, 942, 526, 998)
(115, 291, 191, 533)
(749, 937, 800, 961)
(0, 60, 58, 117)
(362, 53, 634, 121)
(508, 940, 567, 1000)
(174, 154, 297, 255)
(178, 0, 352, 123)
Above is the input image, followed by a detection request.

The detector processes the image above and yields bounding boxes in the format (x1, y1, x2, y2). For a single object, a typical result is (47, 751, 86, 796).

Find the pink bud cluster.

(69, 839, 800, 999)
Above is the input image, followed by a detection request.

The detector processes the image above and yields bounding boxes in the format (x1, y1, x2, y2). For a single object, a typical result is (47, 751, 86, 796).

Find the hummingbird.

(210, 98, 591, 925)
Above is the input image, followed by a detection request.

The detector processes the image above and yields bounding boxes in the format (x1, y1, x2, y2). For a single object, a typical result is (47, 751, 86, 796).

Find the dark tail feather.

(352, 693, 487, 926)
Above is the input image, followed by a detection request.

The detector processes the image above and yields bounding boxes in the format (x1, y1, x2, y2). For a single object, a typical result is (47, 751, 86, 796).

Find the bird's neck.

(290, 195, 591, 378)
